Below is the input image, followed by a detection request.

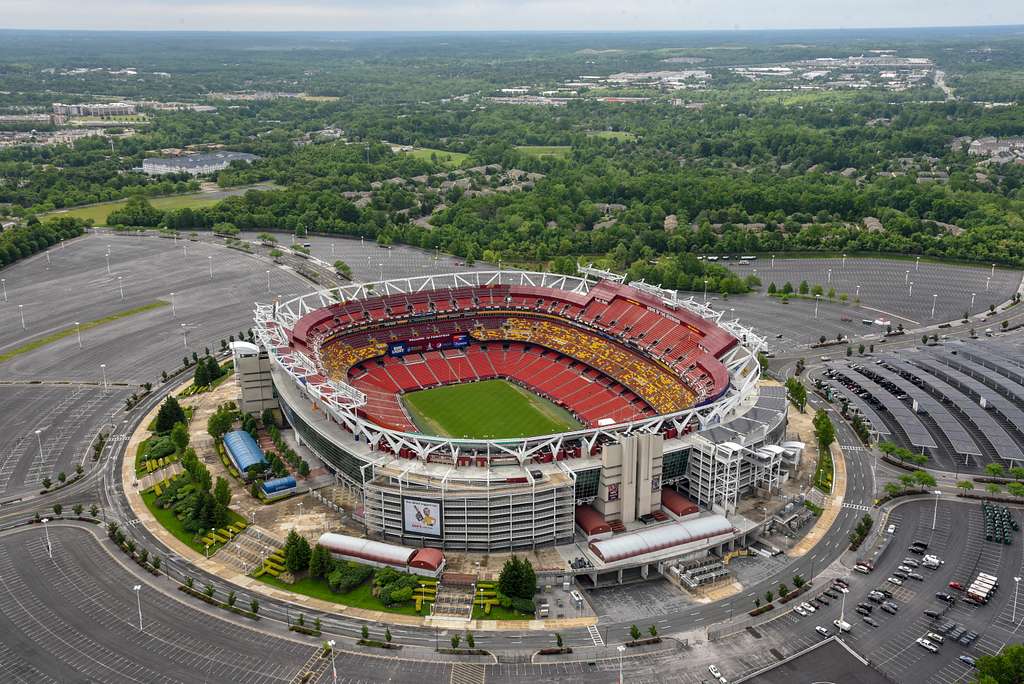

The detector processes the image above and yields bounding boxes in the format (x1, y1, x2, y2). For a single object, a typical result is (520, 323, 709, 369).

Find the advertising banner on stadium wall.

(388, 332, 469, 357)
(402, 497, 443, 537)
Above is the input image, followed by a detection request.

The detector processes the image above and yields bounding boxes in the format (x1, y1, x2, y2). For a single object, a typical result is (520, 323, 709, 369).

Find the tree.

(75, 463, 84, 476)
(90, 504, 99, 517)
(754, 597, 761, 608)
(155, 396, 187, 434)
(767, 282, 777, 295)
(778, 583, 789, 598)
(308, 544, 332, 579)
(250, 598, 260, 614)
(58, 471, 66, 484)
(858, 344, 865, 355)
(214, 476, 231, 508)
(987, 483, 1003, 496)
(799, 280, 809, 295)
(792, 574, 805, 589)
(975, 642, 1024, 683)
(284, 529, 312, 574)
(193, 359, 210, 387)
(227, 590, 237, 606)
(885, 482, 903, 497)
(73, 503, 83, 517)
(648, 624, 658, 638)
(956, 480, 974, 492)
(498, 556, 537, 599)
(385, 627, 392, 643)
(53, 503, 62, 516)
(986, 462, 1006, 478)
(555, 633, 563, 648)
(465, 631, 475, 648)
(42, 477, 51, 489)
(450, 634, 461, 649)
(630, 624, 641, 641)
(207, 407, 235, 440)
(170, 422, 190, 452)
(765, 590, 774, 603)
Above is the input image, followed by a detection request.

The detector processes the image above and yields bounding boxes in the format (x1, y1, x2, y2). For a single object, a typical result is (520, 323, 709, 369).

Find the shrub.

(327, 561, 373, 594)
(511, 597, 535, 614)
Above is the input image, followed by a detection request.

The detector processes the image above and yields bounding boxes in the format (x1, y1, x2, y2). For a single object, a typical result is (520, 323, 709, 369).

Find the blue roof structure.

(223, 430, 266, 473)
(262, 476, 297, 495)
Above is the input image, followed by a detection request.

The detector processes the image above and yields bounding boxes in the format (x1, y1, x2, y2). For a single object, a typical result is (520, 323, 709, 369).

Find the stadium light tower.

(618, 644, 626, 684)
(842, 253, 847, 268)
(132, 584, 143, 632)
(105, 251, 111, 275)
(181, 323, 189, 348)
(1014, 577, 1021, 624)
(992, 263, 996, 278)
(183, 243, 188, 258)
(855, 284, 861, 298)
(931, 490, 942, 530)
(771, 254, 775, 269)
(35, 428, 44, 469)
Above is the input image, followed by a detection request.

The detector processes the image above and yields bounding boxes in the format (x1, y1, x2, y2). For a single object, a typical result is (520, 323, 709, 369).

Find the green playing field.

(402, 379, 581, 439)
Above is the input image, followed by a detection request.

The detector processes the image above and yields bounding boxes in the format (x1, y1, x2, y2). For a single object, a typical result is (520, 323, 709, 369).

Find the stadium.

(252, 268, 796, 563)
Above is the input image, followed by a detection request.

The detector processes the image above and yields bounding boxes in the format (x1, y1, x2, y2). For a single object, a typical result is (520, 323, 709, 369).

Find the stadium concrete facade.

(251, 269, 800, 566)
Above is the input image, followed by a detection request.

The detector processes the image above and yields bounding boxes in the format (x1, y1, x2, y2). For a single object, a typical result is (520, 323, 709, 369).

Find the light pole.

(908, 281, 914, 299)
(19, 304, 25, 329)
(170, 292, 176, 317)
(266, 270, 271, 293)
(971, 292, 976, 311)
(75, 322, 82, 348)
(378, 262, 384, 281)
(41, 517, 52, 558)
(100, 363, 107, 393)
(992, 263, 996, 278)
(931, 490, 942, 530)
(814, 294, 821, 319)
(35, 428, 44, 464)
(132, 584, 143, 632)
(1011, 577, 1019, 626)
(827, 268, 832, 285)
(771, 254, 775, 269)
(855, 284, 861, 298)
(915, 256, 920, 271)
(703, 279, 709, 303)
(905, 269, 909, 285)
(181, 323, 188, 348)
(208, 255, 213, 280)
(842, 253, 847, 268)
(183, 243, 188, 258)
(105, 251, 111, 275)
(1, 278, 6, 302)
(328, 640, 338, 684)
(617, 644, 626, 684)
(931, 294, 937, 319)
(45, 250, 50, 267)
(118, 275, 124, 300)
(986, 276, 991, 291)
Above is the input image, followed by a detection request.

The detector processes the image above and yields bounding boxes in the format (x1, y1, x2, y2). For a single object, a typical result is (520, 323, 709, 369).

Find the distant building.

(52, 102, 136, 118)
(141, 151, 259, 176)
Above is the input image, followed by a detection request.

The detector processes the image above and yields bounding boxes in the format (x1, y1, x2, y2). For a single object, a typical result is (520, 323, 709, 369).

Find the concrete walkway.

(789, 440, 848, 558)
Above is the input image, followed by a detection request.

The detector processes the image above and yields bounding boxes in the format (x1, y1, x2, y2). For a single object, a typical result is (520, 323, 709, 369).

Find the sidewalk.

(789, 441, 848, 558)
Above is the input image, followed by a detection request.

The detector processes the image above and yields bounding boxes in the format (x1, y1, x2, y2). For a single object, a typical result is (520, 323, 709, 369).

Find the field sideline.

(402, 378, 581, 439)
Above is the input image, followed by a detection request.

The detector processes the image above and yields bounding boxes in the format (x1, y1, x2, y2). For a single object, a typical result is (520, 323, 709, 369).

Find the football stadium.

(251, 267, 798, 572)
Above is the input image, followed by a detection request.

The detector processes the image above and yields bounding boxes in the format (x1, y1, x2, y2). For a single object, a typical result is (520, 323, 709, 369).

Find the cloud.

(2, 0, 1022, 31)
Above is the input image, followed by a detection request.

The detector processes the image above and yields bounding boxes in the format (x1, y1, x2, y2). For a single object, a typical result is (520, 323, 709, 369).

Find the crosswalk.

(450, 663, 485, 684)
(587, 624, 605, 646)
(843, 502, 872, 512)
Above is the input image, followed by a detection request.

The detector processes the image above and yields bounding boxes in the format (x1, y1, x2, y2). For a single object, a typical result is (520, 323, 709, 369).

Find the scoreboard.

(388, 332, 469, 357)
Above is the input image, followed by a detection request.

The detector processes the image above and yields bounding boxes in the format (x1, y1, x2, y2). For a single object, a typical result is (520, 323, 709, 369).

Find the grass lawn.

(472, 604, 532, 620)
(0, 300, 168, 363)
(402, 146, 469, 168)
(402, 379, 581, 439)
(587, 130, 637, 142)
(141, 489, 245, 556)
(515, 145, 571, 159)
(48, 193, 225, 224)
(814, 444, 835, 494)
(256, 574, 426, 616)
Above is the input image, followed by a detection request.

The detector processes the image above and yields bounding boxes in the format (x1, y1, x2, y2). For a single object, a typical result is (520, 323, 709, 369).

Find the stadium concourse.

(250, 267, 801, 585)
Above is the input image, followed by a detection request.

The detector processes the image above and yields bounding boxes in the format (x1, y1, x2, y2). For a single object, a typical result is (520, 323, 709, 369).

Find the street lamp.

(117, 275, 124, 300)
(132, 584, 143, 632)
(208, 255, 213, 280)
(266, 270, 271, 293)
(931, 294, 937, 319)
(814, 294, 821, 319)
(842, 253, 847, 268)
(170, 292, 175, 317)
(19, 304, 25, 329)
(100, 363, 107, 393)
(971, 292, 976, 311)
(908, 281, 914, 299)
(1011, 577, 1019, 626)
(986, 277, 991, 291)
(45, 250, 50, 267)
(703, 278, 709, 303)
(1, 277, 6, 302)
(105, 251, 111, 275)
(771, 254, 775, 269)
(855, 284, 861, 298)
(328, 640, 338, 684)
(827, 268, 832, 285)
(181, 323, 188, 348)
(41, 517, 52, 559)
(931, 490, 942, 530)
(75, 321, 82, 348)
(992, 263, 996, 278)
(617, 644, 626, 684)
(183, 243, 188, 258)
(915, 256, 921, 271)
(905, 270, 909, 285)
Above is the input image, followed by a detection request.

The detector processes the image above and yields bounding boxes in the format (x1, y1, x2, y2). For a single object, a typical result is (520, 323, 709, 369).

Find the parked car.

(800, 602, 816, 613)
(794, 606, 807, 616)
(936, 592, 954, 603)
(863, 616, 880, 628)
(887, 577, 904, 586)
(887, 524, 896, 534)
(824, 590, 839, 599)
(893, 571, 909, 580)
(917, 638, 939, 653)
(881, 602, 899, 615)
(708, 665, 722, 679)
(878, 589, 893, 598)
(815, 626, 830, 637)
(832, 584, 849, 594)
(868, 593, 884, 604)
(898, 565, 912, 573)
(948, 581, 964, 591)
(924, 609, 941, 618)
(926, 632, 944, 644)
(856, 606, 872, 616)
(902, 559, 919, 568)
(959, 655, 977, 667)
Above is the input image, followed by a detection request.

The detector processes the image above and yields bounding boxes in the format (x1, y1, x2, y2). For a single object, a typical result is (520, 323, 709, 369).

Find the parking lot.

(718, 256, 1021, 348)
(738, 498, 1022, 683)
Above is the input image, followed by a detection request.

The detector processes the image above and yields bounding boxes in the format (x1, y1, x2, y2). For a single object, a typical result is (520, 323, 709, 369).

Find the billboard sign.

(388, 332, 469, 357)
(402, 497, 443, 537)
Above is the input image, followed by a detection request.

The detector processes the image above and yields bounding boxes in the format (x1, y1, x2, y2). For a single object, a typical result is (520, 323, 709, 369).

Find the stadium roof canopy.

(588, 515, 734, 562)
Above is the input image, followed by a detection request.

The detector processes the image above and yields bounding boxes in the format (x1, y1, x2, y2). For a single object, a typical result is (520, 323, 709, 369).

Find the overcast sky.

(3, 0, 1022, 31)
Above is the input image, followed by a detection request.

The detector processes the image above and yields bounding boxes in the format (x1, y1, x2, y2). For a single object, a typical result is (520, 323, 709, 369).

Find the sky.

(2, 0, 1022, 31)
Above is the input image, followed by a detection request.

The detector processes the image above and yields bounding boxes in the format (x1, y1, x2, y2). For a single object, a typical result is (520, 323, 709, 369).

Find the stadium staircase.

(431, 574, 475, 620)
(214, 526, 284, 575)
(607, 519, 626, 533)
